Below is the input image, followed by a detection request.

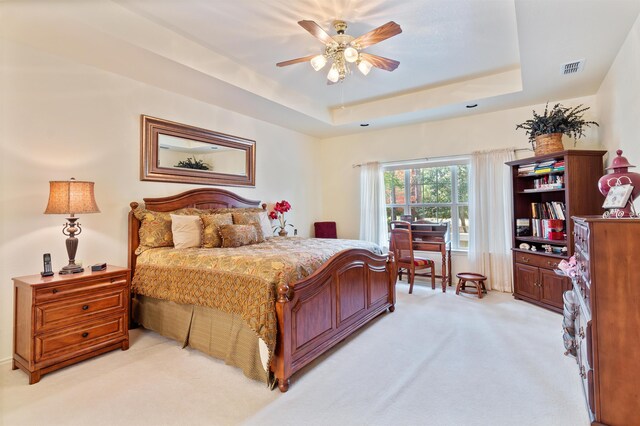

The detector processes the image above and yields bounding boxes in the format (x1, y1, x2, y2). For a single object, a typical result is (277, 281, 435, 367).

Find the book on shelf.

(517, 163, 537, 175)
(534, 167, 552, 174)
(517, 159, 566, 176)
(530, 201, 566, 220)
(516, 218, 530, 236)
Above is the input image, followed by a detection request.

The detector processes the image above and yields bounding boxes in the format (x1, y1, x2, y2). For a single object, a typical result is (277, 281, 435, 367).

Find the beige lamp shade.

(44, 178, 100, 215)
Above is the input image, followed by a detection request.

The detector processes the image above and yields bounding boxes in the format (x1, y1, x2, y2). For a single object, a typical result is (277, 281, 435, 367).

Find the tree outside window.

(384, 162, 469, 250)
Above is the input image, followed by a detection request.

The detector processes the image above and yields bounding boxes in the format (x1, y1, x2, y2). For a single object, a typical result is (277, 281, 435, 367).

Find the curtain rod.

(351, 148, 531, 168)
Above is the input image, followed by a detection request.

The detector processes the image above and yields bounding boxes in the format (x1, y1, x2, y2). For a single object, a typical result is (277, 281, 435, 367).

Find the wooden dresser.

(12, 266, 130, 384)
(563, 217, 640, 425)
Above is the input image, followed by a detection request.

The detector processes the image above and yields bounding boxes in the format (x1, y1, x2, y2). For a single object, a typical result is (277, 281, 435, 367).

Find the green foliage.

(175, 156, 210, 170)
(515, 103, 599, 148)
(384, 170, 405, 204)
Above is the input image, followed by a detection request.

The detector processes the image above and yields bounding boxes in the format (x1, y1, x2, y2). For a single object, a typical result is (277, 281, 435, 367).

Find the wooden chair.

(390, 227, 436, 294)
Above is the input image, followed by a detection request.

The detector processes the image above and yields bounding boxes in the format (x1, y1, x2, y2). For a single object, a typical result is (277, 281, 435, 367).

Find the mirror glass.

(157, 135, 247, 175)
(141, 115, 255, 187)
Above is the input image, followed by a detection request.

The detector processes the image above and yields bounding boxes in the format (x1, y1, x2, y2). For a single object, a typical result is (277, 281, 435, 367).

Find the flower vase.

(278, 229, 288, 237)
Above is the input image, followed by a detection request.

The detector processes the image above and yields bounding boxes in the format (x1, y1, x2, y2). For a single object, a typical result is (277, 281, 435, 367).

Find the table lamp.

(44, 178, 100, 274)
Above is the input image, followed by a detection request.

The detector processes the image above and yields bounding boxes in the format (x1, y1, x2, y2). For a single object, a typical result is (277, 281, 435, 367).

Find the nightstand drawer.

(35, 316, 125, 363)
(35, 275, 127, 302)
(35, 288, 126, 332)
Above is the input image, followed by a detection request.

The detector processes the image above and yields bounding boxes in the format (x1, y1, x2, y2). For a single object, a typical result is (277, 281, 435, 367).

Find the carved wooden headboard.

(127, 188, 265, 274)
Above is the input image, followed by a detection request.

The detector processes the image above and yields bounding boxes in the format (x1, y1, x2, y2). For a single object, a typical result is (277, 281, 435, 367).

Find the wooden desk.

(413, 239, 452, 291)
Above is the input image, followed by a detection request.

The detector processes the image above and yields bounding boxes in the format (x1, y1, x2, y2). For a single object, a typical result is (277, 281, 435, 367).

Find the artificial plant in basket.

(515, 103, 599, 154)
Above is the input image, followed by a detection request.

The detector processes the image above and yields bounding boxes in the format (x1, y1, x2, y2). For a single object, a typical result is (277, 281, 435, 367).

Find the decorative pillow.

(133, 206, 200, 254)
(201, 213, 233, 248)
(233, 210, 273, 238)
(170, 214, 202, 249)
(219, 224, 261, 248)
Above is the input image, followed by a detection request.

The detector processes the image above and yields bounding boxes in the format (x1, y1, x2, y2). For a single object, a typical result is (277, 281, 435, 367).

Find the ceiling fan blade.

(298, 20, 336, 45)
(276, 55, 317, 67)
(352, 21, 402, 49)
(360, 53, 400, 71)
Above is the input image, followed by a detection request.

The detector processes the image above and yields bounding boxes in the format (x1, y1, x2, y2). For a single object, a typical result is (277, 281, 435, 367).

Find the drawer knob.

(82, 305, 89, 311)
(82, 332, 89, 338)
(52, 289, 58, 294)
(521, 257, 529, 263)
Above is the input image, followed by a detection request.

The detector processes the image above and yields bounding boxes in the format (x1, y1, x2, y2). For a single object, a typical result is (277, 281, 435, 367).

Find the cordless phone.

(41, 253, 54, 277)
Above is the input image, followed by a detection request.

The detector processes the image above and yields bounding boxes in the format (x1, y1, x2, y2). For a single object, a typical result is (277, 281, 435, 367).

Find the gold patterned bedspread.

(131, 237, 383, 366)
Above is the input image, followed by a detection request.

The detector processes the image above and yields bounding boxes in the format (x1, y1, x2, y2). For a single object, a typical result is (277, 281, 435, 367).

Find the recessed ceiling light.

(360, 123, 370, 127)
(466, 104, 478, 109)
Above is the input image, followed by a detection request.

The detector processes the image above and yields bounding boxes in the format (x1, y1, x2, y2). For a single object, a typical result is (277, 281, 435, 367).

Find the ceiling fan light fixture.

(310, 54, 327, 71)
(344, 46, 359, 63)
(357, 60, 373, 76)
(327, 63, 340, 82)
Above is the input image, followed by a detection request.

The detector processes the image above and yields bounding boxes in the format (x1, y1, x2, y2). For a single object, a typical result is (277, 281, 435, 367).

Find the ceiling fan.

(276, 20, 402, 84)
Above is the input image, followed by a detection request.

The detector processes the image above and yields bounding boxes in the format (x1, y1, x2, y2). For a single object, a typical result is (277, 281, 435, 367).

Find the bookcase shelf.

(506, 150, 606, 313)
(516, 236, 567, 245)
(519, 188, 565, 194)
(517, 171, 565, 178)
(512, 248, 568, 259)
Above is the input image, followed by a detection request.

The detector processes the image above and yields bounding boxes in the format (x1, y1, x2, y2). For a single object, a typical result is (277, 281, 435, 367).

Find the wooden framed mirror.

(140, 115, 256, 187)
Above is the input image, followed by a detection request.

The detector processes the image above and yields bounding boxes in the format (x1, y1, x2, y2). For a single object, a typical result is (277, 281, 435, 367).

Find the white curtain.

(469, 149, 515, 292)
(359, 162, 388, 248)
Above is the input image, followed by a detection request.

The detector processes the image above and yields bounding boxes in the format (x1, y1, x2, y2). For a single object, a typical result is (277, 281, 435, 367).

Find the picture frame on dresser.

(601, 183, 633, 209)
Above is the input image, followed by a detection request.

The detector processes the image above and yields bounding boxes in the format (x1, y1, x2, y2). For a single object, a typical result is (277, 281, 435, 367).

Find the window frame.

(384, 158, 470, 251)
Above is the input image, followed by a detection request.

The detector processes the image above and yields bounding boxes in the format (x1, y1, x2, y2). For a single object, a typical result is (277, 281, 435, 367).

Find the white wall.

(318, 96, 601, 278)
(0, 39, 321, 361)
(596, 12, 640, 211)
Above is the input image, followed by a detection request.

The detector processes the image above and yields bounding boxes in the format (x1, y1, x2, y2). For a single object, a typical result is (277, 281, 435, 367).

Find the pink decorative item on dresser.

(597, 149, 640, 217)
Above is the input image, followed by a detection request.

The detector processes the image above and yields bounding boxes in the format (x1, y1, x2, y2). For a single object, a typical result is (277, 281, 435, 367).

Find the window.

(384, 162, 469, 250)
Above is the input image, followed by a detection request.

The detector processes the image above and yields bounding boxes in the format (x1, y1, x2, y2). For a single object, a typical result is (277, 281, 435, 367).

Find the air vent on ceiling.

(562, 59, 585, 75)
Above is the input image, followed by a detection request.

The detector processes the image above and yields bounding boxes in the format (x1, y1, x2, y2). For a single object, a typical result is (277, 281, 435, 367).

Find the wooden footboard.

(273, 249, 396, 392)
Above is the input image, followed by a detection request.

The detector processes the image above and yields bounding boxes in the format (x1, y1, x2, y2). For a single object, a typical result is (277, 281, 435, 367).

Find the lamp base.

(59, 264, 84, 275)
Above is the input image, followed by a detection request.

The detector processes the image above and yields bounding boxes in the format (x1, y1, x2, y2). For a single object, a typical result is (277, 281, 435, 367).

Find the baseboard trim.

(0, 356, 12, 365)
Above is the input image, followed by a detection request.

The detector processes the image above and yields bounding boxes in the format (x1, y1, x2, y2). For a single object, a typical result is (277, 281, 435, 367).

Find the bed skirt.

(132, 295, 269, 383)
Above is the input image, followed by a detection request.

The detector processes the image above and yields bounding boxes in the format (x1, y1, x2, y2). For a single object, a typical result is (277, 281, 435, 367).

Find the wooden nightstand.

(12, 265, 130, 384)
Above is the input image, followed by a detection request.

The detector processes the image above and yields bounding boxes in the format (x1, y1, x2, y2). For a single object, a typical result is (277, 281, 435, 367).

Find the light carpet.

(0, 282, 589, 426)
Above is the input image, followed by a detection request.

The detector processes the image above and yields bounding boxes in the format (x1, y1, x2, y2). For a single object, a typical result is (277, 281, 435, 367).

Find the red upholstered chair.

(390, 227, 435, 294)
(314, 221, 337, 238)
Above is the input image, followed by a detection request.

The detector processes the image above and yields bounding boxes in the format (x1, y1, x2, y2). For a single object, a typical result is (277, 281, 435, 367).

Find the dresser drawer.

(35, 288, 126, 332)
(35, 274, 127, 302)
(35, 316, 125, 363)
(515, 252, 563, 270)
(573, 222, 590, 257)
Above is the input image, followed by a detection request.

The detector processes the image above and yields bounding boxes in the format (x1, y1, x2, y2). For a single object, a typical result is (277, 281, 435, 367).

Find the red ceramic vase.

(598, 150, 640, 217)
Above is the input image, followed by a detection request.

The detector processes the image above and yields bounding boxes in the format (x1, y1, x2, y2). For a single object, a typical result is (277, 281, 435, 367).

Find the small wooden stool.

(456, 272, 488, 299)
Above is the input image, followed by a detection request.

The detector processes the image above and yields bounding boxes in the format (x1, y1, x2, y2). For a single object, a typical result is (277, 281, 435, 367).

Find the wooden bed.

(127, 188, 396, 392)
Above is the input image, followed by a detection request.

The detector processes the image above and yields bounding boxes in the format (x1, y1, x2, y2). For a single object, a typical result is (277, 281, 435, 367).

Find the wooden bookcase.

(506, 150, 606, 313)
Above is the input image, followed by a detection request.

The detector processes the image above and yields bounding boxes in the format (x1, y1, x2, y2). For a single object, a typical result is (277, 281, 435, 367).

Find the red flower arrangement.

(269, 200, 294, 235)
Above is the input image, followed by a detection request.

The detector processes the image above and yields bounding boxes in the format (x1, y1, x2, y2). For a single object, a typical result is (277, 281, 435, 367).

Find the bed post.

(387, 252, 397, 312)
(274, 279, 291, 392)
